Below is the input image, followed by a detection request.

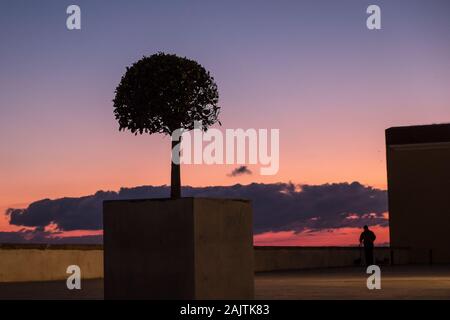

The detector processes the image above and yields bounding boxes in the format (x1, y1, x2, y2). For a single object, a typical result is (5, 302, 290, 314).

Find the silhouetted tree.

(113, 53, 220, 198)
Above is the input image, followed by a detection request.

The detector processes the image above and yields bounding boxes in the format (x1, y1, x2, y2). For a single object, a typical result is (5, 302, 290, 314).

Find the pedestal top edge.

(103, 197, 251, 204)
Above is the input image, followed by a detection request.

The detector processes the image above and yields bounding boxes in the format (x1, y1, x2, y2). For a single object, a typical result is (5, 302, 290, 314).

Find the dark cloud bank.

(228, 166, 252, 177)
(2, 182, 388, 243)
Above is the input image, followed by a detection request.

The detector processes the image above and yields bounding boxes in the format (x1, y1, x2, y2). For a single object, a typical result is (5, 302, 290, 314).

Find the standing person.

(359, 225, 376, 266)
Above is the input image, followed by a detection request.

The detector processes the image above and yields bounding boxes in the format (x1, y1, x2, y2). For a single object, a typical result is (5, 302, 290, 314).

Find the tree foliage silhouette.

(113, 53, 220, 198)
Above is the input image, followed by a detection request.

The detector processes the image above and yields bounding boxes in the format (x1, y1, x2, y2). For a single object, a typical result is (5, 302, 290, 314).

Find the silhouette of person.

(359, 225, 376, 266)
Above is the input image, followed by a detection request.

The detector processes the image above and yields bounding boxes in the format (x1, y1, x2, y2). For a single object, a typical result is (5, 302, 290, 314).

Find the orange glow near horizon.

(48, 229, 103, 239)
(253, 225, 390, 247)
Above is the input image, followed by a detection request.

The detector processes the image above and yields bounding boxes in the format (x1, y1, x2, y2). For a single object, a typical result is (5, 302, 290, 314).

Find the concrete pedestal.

(103, 198, 254, 300)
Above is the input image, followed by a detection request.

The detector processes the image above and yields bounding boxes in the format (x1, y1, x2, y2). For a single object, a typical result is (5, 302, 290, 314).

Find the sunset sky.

(1, 0, 449, 244)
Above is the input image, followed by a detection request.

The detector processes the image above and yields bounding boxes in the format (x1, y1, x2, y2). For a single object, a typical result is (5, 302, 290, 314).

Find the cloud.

(228, 166, 252, 177)
(4, 182, 388, 241)
(0, 229, 103, 244)
(6, 191, 116, 231)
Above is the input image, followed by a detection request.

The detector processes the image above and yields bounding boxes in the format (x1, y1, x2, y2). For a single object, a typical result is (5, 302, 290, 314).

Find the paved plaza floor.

(1, 265, 449, 300)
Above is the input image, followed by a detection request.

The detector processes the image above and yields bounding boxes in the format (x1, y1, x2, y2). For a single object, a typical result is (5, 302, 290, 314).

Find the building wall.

(0, 245, 409, 282)
(387, 142, 450, 264)
(0, 244, 103, 283)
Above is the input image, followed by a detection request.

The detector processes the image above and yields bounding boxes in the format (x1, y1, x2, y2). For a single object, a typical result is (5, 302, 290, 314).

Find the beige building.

(386, 124, 450, 264)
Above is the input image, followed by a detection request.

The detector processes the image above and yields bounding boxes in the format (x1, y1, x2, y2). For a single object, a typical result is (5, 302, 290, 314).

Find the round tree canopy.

(113, 52, 220, 135)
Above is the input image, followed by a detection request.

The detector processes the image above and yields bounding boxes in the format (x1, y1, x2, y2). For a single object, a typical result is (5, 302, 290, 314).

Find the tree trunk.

(170, 138, 181, 198)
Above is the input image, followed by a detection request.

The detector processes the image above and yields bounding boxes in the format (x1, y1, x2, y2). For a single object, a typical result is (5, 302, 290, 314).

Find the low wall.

(0, 244, 103, 283)
(254, 246, 410, 272)
(0, 244, 410, 282)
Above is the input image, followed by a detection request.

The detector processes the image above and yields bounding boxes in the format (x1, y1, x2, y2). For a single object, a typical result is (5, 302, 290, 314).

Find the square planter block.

(103, 197, 254, 299)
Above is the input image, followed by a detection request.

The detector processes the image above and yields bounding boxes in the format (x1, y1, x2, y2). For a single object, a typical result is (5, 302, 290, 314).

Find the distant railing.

(254, 246, 410, 272)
